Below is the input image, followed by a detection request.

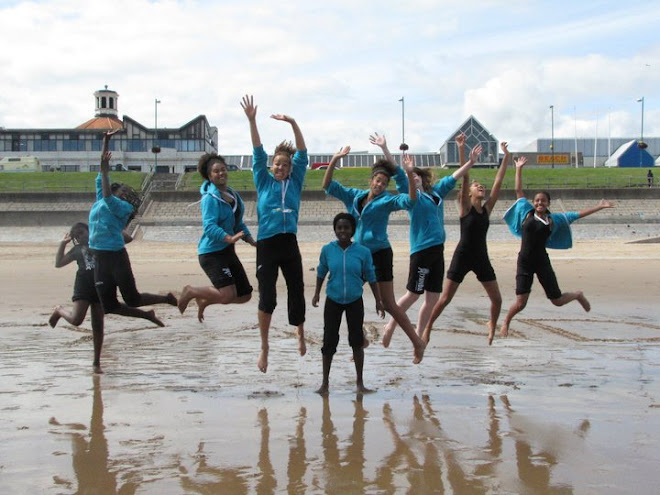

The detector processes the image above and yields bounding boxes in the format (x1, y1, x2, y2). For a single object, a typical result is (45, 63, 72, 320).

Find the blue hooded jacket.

(503, 197, 580, 249)
(317, 240, 376, 304)
(89, 174, 134, 251)
(325, 173, 414, 253)
(252, 145, 308, 241)
(197, 180, 251, 255)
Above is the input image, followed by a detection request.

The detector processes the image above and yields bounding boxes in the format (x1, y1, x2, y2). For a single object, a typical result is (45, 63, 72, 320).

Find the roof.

(76, 116, 124, 131)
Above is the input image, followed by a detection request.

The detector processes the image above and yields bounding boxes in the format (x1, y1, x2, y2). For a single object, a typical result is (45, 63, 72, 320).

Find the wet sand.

(1, 237, 659, 493)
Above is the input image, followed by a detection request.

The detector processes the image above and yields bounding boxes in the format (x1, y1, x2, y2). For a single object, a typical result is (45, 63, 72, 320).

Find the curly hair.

(197, 153, 227, 180)
(333, 212, 356, 234)
(111, 183, 142, 224)
(412, 166, 434, 193)
(273, 140, 296, 160)
(69, 222, 88, 245)
(371, 158, 396, 179)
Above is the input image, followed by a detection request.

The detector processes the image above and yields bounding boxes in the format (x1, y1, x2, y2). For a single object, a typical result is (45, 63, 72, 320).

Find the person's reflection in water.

(318, 395, 368, 493)
(178, 441, 249, 493)
(474, 395, 503, 479)
(500, 395, 576, 494)
(71, 375, 122, 494)
(257, 408, 277, 494)
(286, 407, 307, 494)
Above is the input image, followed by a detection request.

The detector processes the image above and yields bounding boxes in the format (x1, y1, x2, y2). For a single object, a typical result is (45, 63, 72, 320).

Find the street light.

(549, 105, 555, 169)
(152, 98, 161, 172)
(398, 96, 408, 151)
(637, 97, 647, 149)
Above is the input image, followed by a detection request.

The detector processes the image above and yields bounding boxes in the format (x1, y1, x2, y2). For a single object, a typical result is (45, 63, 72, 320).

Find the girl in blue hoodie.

(241, 95, 308, 373)
(322, 139, 426, 365)
(312, 213, 384, 395)
(89, 130, 177, 326)
(177, 153, 256, 322)
(382, 134, 482, 346)
(500, 156, 615, 337)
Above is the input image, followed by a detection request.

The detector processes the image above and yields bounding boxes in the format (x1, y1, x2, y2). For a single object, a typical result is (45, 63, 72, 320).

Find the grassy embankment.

(0, 167, 652, 192)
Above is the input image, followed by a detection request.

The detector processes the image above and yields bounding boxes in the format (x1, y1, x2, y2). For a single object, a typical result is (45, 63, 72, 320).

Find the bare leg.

(257, 310, 271, 373)
(382, 290, 420, 342)
(481, 280, 503, 345)
(421, 279, 460, 344)
(500, 293, 529, 338)
(353, 347, 374, 394)
(316, 353, 332, 395)
(49, 300, 90, 328)
(551, 290, 590, 311)
(110, 304, 164, 327)
(135, 292, 177, 307)
(296, 323, 306, 357)
(179, 285, 249, 318)
(379, 281, 425, 364)
(416, 291, 440, 339)
(90, 303, 104, 373)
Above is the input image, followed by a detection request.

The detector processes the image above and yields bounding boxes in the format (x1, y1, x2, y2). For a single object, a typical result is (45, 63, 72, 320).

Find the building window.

(101, 97, 106, 108)
(109, 97, 114, 109)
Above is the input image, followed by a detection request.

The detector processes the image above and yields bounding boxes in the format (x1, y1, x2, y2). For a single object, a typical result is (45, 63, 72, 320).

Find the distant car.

(310, 162, 329, 170)
(226, 164, 239, 171)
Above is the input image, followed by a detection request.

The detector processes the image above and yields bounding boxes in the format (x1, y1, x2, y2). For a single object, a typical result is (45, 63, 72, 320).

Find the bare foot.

(412, 341, 426, 364)
(166, 292, 178, 307)
(147, 310, 165, 327)
(296, 329, 307, 357)
(258, 347, 269, 373)
(196, 298, 209, 322)
(48, 306, 62, 328)
(178, 286, 193, 314)
(577, 291, 591, 312)
(487, 321, 495, 346)
(382, 325, 395, 348)
(421, 326, 431, 345)
(315, 385, 329, 396)
(356, 384, 375, 394)
(500, 322, 509, 338)
(93, 364, 104, 374)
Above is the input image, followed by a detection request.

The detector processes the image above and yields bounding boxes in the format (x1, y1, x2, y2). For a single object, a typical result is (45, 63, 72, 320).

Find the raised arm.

(369, 133, 395, 165)
(322, 146, 350, 190)
(240, 94, 262, 148)
(484, 141, 511, 213)
(577, 199, 615, 219)
(54, 232, 76, 268)
(453, 142, 482, 181)
(456, 133, 471, 216)
(100, 130, 118, 199)
(514, 156, 528, 199)
(271, 114, 306, 151)
(402, 154, 417, 202)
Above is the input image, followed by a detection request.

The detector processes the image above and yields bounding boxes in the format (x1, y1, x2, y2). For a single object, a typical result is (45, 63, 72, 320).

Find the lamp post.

(549, 105, 555, 169)
(153, 98, 161, 172)
(398, 96, 408, 152)
(637, 97, 646, 149)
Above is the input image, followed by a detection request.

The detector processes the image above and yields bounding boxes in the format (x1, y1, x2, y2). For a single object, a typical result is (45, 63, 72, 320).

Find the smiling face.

(272, 153, 292, 181)
(412, 172, 423, 191)
(369, 172, 390, 196)
(533, 192, 550, 215)
(469, 181, 486, 199)
(113, 184, 130, 201)
(208, 160, 228, 189)
(70, 224, 89, 245)
(334, 217, 354, 243)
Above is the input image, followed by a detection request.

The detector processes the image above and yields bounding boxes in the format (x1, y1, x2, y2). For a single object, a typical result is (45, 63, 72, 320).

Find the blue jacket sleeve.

(393, 166, 408, 194)
(503, 198, 533, 238)
(103, 194, 134, 220)
(317, 245, 329, 280)
(291, 149, 308, 189)
(95, 174, 103, 201)
(433, 175, 457, 198)
(200, 194, 230, 242)
(252, 145, 270, 191)
(326, 180, 359, 210)
(387, 192, 415, 212)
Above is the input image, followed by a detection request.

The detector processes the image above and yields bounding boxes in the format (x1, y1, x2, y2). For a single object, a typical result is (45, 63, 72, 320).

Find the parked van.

(0, 156, 40, 172)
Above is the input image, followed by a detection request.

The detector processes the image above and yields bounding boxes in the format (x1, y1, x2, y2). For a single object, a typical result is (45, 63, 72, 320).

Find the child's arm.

(402, 153, 417, 202)
(312, 277, 325, 308)
(577, 199, 615, 219)
(271, 114, 306, 152)
(54, 232, 76, 268)
(240, 94, 262, 148)
(322, 146, 351, 191)
(485, 141, 510, 213)
(100, 130, 118, 199)
(368, 282, 385, 319)
(369, 132, 395, 165)
(514, 156, 528, 199)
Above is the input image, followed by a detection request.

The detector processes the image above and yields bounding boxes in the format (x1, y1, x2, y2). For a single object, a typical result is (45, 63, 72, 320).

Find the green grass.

(0, 172, 148, 192)
(180, 166, 654, 192)
(0, 167, 652, 193)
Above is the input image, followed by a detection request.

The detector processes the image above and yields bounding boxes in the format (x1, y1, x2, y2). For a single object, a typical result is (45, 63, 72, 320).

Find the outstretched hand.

(456, 132, 466, 148)
(333, 146, 351, 160)
(376, 300, 385, 319)
(402, 153, 415, 173)
(240, 94, 257, 121)
(469, 144, 483, 163)
(514, 156, 527, 168)
(102, 129, 119, 154)
(501, 141, 509, 154)
(598, 199, 616, 209)
(270, 113, 294, 124)
(369, 132, 387, 149)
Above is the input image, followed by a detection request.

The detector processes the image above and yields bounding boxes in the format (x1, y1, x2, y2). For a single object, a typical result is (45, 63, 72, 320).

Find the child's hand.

(312, 294, 320, 307)
(376, 300, 385, 319)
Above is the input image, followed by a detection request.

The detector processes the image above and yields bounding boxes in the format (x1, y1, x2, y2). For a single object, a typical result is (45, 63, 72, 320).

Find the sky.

(0, 0, 658, 154)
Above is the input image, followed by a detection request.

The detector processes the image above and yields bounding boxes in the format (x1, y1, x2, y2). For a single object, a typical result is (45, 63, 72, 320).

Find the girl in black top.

(423, 137, 514, 345)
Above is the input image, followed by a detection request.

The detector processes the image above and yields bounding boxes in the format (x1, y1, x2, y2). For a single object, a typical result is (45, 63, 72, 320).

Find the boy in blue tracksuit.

(89, 130, 176, 326)
(241, 95, 308, 373)
(177, 153, 256, 322)
(312, 213, 384, 395)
